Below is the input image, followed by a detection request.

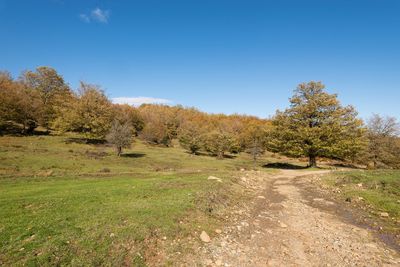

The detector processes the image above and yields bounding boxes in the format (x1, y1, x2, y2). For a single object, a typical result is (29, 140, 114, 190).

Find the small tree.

(268, 81, 366, 167)
(106, 120, 133, 156)
(178, 121, 206, 154)
(204, 131, 236, 159)
(240, 123, 268, 166)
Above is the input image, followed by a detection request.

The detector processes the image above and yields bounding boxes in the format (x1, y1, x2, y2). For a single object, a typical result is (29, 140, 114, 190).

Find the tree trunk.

(252, 153, 258, 166)
(21, 122, 27, 135)
(26, 124, 35, 135)
(253, 153, 257, 169)
(117, 146, 122, 157)
(309, 155, 317, 168)
(373, 155, 378, 169)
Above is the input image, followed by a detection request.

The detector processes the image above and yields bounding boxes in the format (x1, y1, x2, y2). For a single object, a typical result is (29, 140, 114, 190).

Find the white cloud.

(79, 14, 90, 23)
(91, 7, 110, 23)
(80, 7, 110, 23)
(112, 97, 172, 106)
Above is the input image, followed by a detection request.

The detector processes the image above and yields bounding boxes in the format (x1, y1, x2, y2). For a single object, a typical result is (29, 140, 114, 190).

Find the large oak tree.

(268, 81, 366, 167)
(0, 72, 42, 133)
(53, 82, 114, 138)
(21, 66, 71, 129)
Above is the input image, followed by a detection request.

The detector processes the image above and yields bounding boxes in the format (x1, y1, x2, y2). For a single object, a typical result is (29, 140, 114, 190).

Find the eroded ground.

(186, 170, 400, 267)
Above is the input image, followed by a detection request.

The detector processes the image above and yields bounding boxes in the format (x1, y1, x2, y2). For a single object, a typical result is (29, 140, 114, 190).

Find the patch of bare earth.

(184, 170, 400, 266)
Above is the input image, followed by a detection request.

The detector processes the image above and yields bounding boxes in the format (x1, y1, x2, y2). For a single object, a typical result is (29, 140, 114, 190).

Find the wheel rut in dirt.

(194, 170, 400, 267)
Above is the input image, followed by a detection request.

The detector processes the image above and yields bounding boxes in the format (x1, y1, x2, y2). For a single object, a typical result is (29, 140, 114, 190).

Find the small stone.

(215, 229, 222, 234)
(357, 183, 363, 187)
(257, 196, 266, 199)
(215, 259, 223, 266)
(109, 233, 115, 238)
(269, 203, 283, 208)
(279, 222, 288, 228)
(267, 259, 281, 266)
(204, 259, 213, 265)
(208, 176, 222, 182)
(365, 243, 377, 249)
(240, 168, 245, 171)
(26, 234, 36, 242)
(162, 236, 167, 240)
(200, 231, 211, 243)
(241, 221, 249, 227)
(380, 212, 389, 218)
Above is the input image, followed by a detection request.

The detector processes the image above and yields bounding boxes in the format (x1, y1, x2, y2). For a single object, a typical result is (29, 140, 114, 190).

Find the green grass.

(0, 134, 257, 178)
(0, 134, 269, 266)
(324, 170, 400, 219)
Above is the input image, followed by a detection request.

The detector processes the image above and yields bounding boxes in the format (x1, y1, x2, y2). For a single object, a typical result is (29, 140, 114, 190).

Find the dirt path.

(195, 170, 400, 266)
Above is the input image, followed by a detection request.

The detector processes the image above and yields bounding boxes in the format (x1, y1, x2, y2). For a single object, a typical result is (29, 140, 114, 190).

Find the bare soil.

(185, 170, 400, 266)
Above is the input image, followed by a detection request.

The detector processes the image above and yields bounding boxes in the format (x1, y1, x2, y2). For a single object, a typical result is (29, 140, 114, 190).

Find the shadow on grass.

(263, 162, 309, 170)
(184, 151, 237, 159)
(222, 154, 237, 159)
(32, 129, 50, 136)
(65, 137, 107, 145)
(121, 152, 146, 158)
(0, 123, 50, 136)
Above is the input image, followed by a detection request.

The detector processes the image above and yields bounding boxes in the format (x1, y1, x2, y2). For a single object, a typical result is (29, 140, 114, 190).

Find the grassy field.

(324, 170, 400, 222)
(0, 134, 270, 266)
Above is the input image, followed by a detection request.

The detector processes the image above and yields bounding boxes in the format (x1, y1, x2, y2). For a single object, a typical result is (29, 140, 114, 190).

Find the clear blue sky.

(1, 0, 399, 119)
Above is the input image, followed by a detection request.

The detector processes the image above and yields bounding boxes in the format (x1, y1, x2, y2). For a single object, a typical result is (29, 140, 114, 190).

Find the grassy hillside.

(324, 170, 400, 224)
(0, 134, 270, 266)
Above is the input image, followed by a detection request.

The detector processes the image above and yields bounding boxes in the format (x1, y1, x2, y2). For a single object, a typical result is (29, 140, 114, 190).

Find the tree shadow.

(223, 154, 237, 159)
(65, 137, 106, 145)
(183, 151, 236, 159)
(0, 123, 50, 136)
(263, 162, 309, 170)
(121, 152, 146, 158)
(184, 151, 203, 156)
(32, 129, 50, 136)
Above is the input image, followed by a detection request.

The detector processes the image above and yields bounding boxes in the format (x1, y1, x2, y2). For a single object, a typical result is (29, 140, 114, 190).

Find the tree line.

(1, 66, 399, 168)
